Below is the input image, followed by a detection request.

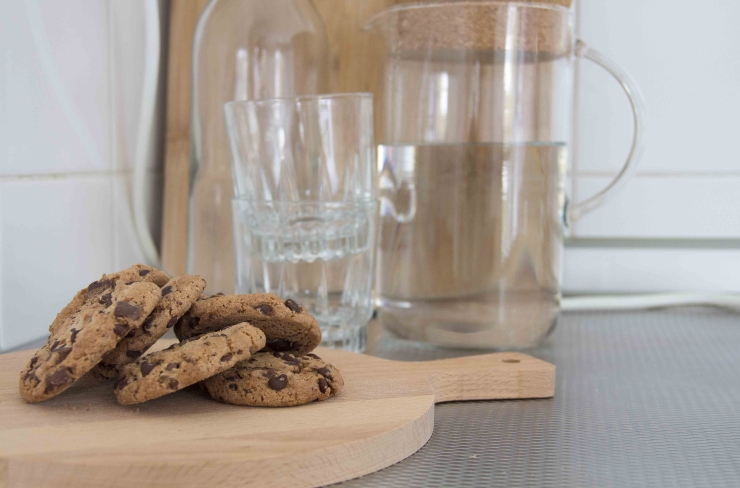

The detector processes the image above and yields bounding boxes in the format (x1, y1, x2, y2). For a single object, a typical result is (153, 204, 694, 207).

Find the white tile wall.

(570, 0, 740, 247)
(572, 175, 740, 238)
(564, 247, 740, 293)
(0, 0, 111, 176)
(112, 173, 163, 271)
(0, 177, 114, 349)
(0, 0, 166, 351)
(575, 0, 740, 175)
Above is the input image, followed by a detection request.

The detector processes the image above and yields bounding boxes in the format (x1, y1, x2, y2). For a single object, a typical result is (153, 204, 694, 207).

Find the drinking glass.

(225, 94, 377, 352)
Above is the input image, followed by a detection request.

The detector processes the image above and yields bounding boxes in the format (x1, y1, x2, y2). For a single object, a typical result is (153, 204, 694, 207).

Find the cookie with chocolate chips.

(19, 280, 161, 403)
(115, 322, 266, 405)
(49, 264, 170, 336)
(203, 351, 343, 407)
(91, 275, 207, 380)
(174, 293, 321, 356)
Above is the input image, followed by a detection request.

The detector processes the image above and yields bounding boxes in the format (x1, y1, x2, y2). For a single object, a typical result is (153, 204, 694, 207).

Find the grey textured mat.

(342, 309, 740, 487)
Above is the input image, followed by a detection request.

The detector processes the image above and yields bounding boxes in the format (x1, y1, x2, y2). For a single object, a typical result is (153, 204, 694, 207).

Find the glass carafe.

(188, 0, 329, 294)
(366, 2, 644, 349)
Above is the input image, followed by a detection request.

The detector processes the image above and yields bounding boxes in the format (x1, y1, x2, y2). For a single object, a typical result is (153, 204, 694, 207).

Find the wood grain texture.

(160, 0, 209, 277)
(312, 0, 407, 143)
(0, 344, 554, 487)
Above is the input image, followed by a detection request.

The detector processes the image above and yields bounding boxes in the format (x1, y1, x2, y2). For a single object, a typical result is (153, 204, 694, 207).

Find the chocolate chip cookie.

(174, 294, 321, 356)
(91, 275, 207, 380)
(203, 351, 343, 407)
(49, 264, 169, 336)
(115, 323, 266, 405)
(19, 281, 161, 403)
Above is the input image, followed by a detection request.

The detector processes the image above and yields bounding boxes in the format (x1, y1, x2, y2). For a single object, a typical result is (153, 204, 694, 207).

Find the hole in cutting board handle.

(502, 359, 520, 363)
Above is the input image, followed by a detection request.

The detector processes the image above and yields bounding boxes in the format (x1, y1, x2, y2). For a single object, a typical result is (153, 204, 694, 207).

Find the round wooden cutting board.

(0, 345, 554, 487)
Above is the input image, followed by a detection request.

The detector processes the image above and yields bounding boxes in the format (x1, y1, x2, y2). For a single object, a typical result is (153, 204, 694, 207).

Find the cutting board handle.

(408, 352, 555, 403)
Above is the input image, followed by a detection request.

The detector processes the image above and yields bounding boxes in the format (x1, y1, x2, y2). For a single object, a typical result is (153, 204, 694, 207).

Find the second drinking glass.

(224, 94, 377, 353)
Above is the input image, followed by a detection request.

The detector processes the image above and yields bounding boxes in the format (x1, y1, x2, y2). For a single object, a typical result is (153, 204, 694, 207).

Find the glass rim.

(365, 1, 571, 28)
(224, 92, 373, 111)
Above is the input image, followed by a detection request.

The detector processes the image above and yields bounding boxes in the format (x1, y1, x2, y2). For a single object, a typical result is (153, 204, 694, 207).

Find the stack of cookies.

(19, 264, 344, 407)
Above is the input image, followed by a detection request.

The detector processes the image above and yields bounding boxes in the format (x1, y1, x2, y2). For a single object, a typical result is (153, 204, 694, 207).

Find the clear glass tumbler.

(225, 94, 377, 352)
(188, 0, 330, 295)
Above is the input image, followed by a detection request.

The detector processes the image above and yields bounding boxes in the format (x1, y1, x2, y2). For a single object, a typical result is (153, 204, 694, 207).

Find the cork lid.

(366, 1, 573, 59)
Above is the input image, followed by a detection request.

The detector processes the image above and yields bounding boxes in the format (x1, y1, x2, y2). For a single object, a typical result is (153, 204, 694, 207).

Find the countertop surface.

(341, 308, 740, 487)
(10, 309, 740, 487)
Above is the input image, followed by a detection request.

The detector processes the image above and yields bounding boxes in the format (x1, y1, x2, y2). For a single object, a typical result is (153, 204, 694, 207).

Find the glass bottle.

(188, 0, 330, 293)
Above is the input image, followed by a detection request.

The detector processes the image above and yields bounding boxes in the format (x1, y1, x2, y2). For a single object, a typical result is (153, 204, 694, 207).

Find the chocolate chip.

(140, 361, 157, 376)
(318, 378, 329, 394)
(306, 353, 321, 360)
(114, 324, 129, 337)
(54, 346, 73, 362)
(45, 368, 70, 392)
(50, 340, 61, 351)
(70, 329, 79, 344)
(114, 377, 130, 390)
(126, 350, 141, 358)
(317, 367, 333, 381)
(161, 286, 173, 296)
(166, 317, 177, 329)
(166, 362, 179, 371)
(87, 279, 111, 295)
(139, 269, 150, 276)
(29, 356, 39, 368)
(236, 349, 243, 355)
(254, 304, 273, 315)
(275, 352, 300, 366)
(168, 378, 179, 390)
(114, 301, 141, 320)
(220, 353, 233, 362)
(229, 383, 238, 391)
(142, 318, 154, 332)
(126, 329, 136, 338)
(99, 293, 113, 308)
(284, 298, 302, 313)
(268, 374, 288, 391)
(266, 338, 294, 351)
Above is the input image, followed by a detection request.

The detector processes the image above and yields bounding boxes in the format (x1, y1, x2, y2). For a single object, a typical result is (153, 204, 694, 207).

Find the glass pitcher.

(366, 2, 644, 349)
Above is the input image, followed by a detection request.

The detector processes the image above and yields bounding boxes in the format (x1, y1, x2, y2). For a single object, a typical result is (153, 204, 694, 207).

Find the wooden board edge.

(160, 0, 209, 276)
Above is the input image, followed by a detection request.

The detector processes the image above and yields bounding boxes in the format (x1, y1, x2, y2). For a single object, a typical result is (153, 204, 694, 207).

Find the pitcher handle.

(567, 40, 646, 224)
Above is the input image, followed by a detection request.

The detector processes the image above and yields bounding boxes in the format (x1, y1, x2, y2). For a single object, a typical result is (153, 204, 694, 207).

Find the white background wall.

(0, 0, 167, 350)
(564, 0, 740, 293)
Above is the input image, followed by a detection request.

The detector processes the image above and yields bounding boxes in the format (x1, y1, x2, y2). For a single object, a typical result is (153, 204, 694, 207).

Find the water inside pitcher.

(367, 2, 575, 349)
